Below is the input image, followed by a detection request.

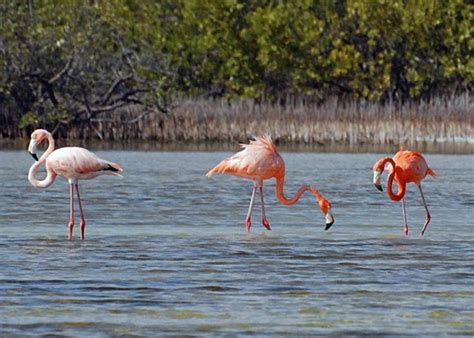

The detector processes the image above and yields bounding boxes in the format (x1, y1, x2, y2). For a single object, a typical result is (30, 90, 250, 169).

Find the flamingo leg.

(418, 185, 431, 236)
(75, 183, 86, 240)
(401, 198, 408, 236)
(68, 183, 75, 240)
(245, 185, 257, 232)
(259, 186, 271, 230)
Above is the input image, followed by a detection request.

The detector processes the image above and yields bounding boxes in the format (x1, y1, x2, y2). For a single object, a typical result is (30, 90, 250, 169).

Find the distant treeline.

(0, 1, 472, 140)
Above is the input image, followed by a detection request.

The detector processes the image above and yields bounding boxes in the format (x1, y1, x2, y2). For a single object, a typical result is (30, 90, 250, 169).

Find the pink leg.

(259, 186, 271, 230)
(68, 183, 74, 240)
(245, 186, 257, 232)
(75, 184, 86, 240)
(401, 198, 408, 236)
(419, 185, 431, 236)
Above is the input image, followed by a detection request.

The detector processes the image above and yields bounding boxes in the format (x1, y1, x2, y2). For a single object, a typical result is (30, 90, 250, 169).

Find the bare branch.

(74, 80, 105, 140)
(88, 120, 104, 140)
(48, 56, 73, 84)
(81, 101, 130, 115)
(155, 95, 178, 114)
(23, 71, 59, 106)
(86, 92, 145, 115)
(101, 74, 133, 105)
(77, 81, 93, 118)
(126, 109, 158, 124)
(90, 118, 116, 122)
(51, 121, 62, 135)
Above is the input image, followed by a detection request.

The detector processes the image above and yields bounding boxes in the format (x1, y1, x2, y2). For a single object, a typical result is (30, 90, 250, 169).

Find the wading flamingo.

(373, 149, 436, 236)
(27, 129, 122, 240)
(206, 135, 334, 232)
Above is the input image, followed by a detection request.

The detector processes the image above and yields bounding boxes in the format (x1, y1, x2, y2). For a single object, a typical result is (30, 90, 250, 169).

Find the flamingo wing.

(394, 150, 434, 183)
(47, 147, 121, 179)
(207, 136, 284, 180)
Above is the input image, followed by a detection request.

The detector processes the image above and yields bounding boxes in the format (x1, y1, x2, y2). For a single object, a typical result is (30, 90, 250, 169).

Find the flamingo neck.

(275, 175, 323, 206)
(28, 132, 57, 188)
(381, 157, 406, 201)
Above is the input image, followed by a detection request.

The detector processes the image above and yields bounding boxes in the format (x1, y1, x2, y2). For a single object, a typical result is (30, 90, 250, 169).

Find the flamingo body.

(207, 136, 284, 183)
(207, 136, 334, 232)
(373, 149, 436, 236)
(390, 150, 430, 186)
(46, 147, 121, 181)
(28, 129, 122, 240)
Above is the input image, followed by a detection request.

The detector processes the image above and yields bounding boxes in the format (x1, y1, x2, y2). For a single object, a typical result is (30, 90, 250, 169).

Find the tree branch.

(126, 109, 157, 124)
(24, 72, 59, 106)
(101, 74, 133, 105)
(48, 56, 73, 84)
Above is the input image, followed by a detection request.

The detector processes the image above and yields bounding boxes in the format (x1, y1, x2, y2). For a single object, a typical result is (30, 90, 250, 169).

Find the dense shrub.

(0, 0, 471, 137)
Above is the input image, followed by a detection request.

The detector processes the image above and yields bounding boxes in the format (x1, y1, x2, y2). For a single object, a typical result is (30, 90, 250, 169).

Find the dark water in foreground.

(0, 151, 473, 336)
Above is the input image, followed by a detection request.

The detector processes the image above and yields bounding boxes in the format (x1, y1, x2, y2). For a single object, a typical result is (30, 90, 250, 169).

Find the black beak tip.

(29, 152, 39, 161)
(325, 219, 334, 231)
(374, 183, 383, 192)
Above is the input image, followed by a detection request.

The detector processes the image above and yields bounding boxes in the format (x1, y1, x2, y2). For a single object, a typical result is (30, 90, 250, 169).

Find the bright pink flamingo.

(28, 129, 122, 240)
(373, 148, 436, 236)
(206, 135, 334, 232)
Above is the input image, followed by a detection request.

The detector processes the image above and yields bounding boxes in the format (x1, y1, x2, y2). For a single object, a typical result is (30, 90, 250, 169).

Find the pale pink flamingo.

(28, 129, 122, 240)
(373, 149, 436, 236)
(206, 135, 334, 232)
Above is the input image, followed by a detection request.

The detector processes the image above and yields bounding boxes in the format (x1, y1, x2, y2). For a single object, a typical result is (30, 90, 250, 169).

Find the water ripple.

(0, 151, 473, 335)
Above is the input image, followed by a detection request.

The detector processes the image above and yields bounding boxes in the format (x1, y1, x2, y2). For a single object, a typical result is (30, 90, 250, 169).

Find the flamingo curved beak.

(28, 140, 39, 161)
(324, 211, 334, 230)
(373, 171, 383, 191)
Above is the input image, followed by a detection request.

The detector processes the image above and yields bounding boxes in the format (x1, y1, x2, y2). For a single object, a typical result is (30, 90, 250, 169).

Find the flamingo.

(27, 129, 123, 240)
(373, 148, 436, 236)
(206, 135, 334, 232)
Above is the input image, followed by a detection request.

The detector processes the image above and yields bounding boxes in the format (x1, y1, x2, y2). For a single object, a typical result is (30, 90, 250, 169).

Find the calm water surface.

(0, 150, 473, 336)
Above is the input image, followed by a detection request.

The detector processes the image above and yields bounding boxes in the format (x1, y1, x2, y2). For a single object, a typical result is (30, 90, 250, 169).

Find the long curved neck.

(28, 133, 57, 188)
(275, 174, 323, 206)
(382, 157, 406, 201)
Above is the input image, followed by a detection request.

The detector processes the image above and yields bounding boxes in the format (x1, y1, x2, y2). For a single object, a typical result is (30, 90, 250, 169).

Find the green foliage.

(18, 112, 40, 129)
(159, 0, 472, 100)
(0, 0, 472, 136)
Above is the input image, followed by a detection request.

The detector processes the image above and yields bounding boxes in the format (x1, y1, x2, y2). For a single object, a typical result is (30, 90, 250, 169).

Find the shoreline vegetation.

(2, 94, 472, 154)
(1, 139, 472, 155)
(1, 1, 472, 154)
(99, 95, 472, 145)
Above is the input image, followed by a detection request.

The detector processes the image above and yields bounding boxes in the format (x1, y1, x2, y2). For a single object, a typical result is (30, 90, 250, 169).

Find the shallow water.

(0, 150, 473, 336)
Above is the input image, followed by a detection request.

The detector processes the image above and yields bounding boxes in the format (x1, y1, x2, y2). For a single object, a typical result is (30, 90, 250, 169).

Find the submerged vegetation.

(0, 1, 472, 144)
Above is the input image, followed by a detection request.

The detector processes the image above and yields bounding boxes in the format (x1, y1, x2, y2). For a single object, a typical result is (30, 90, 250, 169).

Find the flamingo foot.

(421, 216, 431, 236)
(80, 221, 86, 241)
(262, 217, 272, 231)
(245, 217, 251, 232)
(404, 224, 409, 237)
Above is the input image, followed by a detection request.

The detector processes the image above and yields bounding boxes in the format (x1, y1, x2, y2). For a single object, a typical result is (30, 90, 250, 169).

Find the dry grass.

(80, 93, 472, 147)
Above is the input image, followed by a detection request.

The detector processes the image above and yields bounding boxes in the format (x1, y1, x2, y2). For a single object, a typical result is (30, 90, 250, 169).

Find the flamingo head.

(28, 129, 49, 161)
(318, 198, 334, 230)
(372, 159, 385, 192)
